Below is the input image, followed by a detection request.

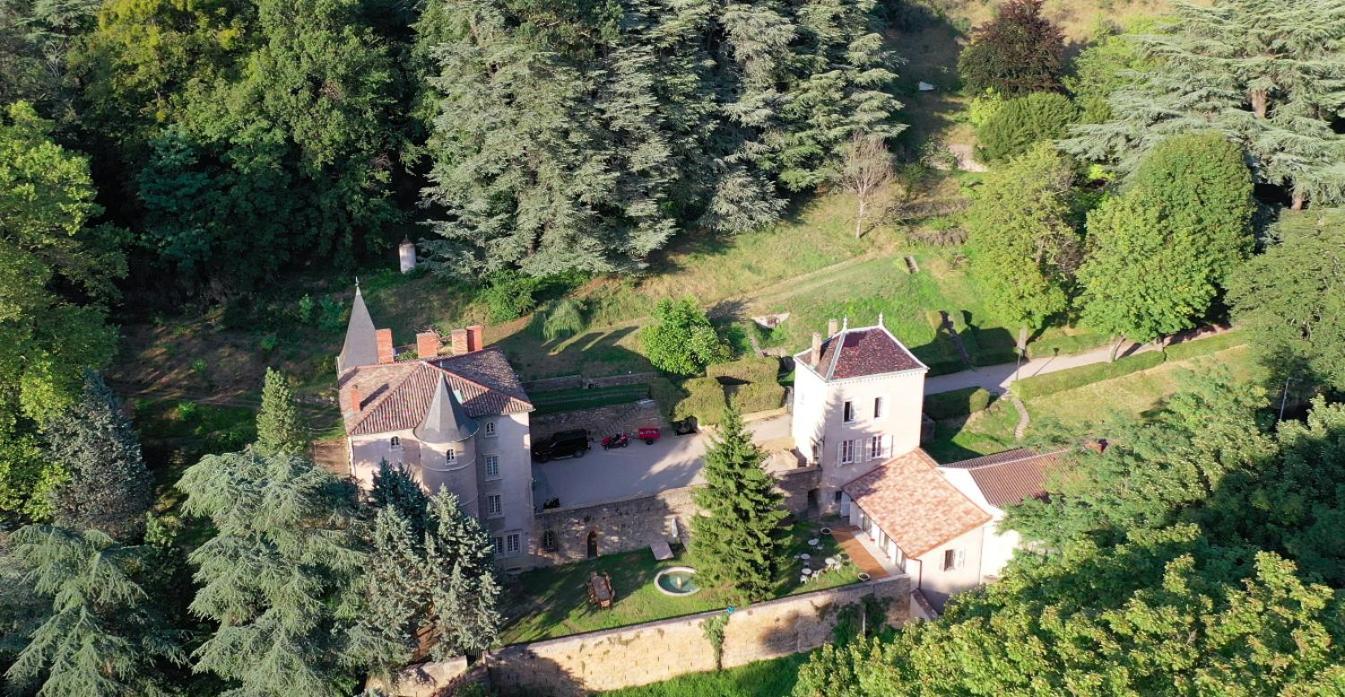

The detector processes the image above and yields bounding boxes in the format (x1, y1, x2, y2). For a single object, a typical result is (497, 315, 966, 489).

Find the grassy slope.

(600, 653, 812, 697)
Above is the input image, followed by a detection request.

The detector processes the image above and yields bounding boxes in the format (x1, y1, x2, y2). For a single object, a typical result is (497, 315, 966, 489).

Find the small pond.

(654, 566, 700, 596)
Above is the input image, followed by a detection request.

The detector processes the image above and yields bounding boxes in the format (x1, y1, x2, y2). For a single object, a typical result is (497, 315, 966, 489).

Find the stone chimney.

(344, 385, 362, 416)
(450, 328, 469, 355)
(810, 332, 823, 367)
(416, 331, 442, 358)
(466, 324, 485, 352)
(376, 329, 394, 364)
(398, 239, 417, 274)
(827, 318, 839, 337)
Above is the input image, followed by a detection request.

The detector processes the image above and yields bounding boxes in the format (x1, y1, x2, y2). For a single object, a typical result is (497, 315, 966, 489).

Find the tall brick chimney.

(810, 332, 823, 367)
(827, 318, 839, 337)
(450, 328, 469, 355)
(466, 324, 485, 352)
(344, 385, 362, 416)
(416, 331, 442, 359)
(375, 329, 394, 364)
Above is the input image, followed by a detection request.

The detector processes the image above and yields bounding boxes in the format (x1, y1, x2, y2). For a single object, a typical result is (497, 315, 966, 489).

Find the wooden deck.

(829, 527, 889, 579)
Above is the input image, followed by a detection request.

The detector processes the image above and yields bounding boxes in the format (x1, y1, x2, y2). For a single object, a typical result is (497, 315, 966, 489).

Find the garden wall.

(524, 371, 659, 393)
(531, 399, 663, 441)
(487, 574, 912, 696)
(531, 467, 821, 566)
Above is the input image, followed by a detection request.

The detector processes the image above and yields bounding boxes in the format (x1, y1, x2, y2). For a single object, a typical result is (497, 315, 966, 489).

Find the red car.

(637, 427, 661, 445)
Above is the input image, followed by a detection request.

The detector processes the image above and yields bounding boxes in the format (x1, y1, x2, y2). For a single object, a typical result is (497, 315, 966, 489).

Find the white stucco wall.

(790, 360, 926, 508)
(904, 524, 986, 609)
(939, 467, 1020, 580)
(348, 411, 535, 570)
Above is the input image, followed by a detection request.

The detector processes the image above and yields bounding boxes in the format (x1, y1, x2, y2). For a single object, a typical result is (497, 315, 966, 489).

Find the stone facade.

(531, 468, 821, 566)
(488, 574, 912, 696)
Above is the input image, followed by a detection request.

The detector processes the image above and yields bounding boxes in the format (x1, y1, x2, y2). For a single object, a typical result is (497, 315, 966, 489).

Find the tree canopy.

(641, 297, 729, 376)
(974, 91, 1077, 163)
(957, 0, 1066, 97)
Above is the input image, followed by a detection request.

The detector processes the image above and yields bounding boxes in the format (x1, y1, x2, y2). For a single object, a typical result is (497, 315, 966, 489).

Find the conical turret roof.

(337, 285, 378, 373)
(413, 373, 479, 443)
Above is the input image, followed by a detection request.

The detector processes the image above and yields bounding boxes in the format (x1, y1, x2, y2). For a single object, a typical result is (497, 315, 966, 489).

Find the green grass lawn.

(600, 652, 812, 697)
(924, 344, 1263, 463)
(530, 384, 652, 416)
(500, 520, 857, 644)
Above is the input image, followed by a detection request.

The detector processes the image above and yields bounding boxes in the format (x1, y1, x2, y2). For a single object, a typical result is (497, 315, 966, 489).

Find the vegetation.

(1013, 350, 1165, 400)
(45, 372, 154, 541)
(602, 653, 811, 697)
(965, 143, 1080, 348)
(692, 402, 789, 602)
(957, 0, 1066, 97)
(974, 91, 1077, 163)
(922, 387, 993, 421)
(642, 298, 729, 376)
(1229, 209, 1345, 391)
(254, 367, 307, 456)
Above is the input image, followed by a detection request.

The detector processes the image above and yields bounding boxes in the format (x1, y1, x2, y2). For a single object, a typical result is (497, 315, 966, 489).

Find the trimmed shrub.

(706, 356, 780, 384)
(1013, 350, 1164, 400)
(673, 377, 727, 426)
(923, 387, 994, 420)
(975, 92, 1078, 163)
(706, 356, 785, 415)
(649, 377, 687, 421)
(1163, 332, 1245, 362)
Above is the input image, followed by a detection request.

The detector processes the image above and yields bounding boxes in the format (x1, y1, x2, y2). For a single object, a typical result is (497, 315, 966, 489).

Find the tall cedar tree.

(177, 450, 364, 696)
(957, 0, 1066, 97)
(5, 526, 183, 696)
(418, 0, 901, 277)
(353, 470, 501, 671)
(1077, 133, 1253, 354)
(1063, 0, 1345, 208)
(965, 143, 1080, 350)
(1229, 209, 1345, 391)
(254, 367, 307, 456)
(692, 401, 789, 602)
(45, 372, 153, 541)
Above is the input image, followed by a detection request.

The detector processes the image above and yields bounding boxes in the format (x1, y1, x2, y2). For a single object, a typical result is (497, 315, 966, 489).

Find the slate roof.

(337, 287, 378, 374)
(843, 449, 991, 558)
(804, 326, 925, 380)
(414, 374, 479, 443)
(341, 346, 532, 436)
(942, 448, 1063, 509)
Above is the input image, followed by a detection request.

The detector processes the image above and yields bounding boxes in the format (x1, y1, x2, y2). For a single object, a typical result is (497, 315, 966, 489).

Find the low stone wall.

(488, 574, 912, 696)
(531, 400, 663, 442)
(524, 372, 659, 394)
(531, 468, 821, 566)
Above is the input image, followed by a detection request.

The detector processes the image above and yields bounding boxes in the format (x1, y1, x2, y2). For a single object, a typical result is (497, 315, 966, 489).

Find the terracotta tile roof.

(809, 326, 925, 380)
(843, 449, 991, 558)
(942, 448, 1063, 509)
(341, 346, 532, 436)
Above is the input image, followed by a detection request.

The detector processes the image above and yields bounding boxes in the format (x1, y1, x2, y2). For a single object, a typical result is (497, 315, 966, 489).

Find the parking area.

(532, 415, 793, 509)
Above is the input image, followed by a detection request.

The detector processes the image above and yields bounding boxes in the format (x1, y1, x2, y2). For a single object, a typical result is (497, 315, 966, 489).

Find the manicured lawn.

(500, 520, 858, 644)
(600, 652, 812, 697)
(925, 344, 1262, 463)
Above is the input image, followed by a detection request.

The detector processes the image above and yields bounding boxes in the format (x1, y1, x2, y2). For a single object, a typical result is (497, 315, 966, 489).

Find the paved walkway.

(830, 527, 889, 579)
(923, 325, 1230, 396)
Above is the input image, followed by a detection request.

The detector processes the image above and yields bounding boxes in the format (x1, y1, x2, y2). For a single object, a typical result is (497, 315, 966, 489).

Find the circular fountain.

(654, 566, 700, 596)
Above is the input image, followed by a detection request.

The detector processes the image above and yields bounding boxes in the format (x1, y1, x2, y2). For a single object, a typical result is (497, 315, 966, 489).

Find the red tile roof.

(942, 448, 1063, 509)
(843, 449, 991, 558)
(341, 346, 532, 436)
(813, 327, 924, 380)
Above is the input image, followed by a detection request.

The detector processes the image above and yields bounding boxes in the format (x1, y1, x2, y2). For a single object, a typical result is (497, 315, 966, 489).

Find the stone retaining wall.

(531, 468, 821, 566)
(530, 399, 663, 442)
(524, 371, 659, 394)
(488, 574, 912, 696)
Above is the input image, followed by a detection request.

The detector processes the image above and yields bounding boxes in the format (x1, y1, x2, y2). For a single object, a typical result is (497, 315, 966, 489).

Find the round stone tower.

(414, 373, 480, 516)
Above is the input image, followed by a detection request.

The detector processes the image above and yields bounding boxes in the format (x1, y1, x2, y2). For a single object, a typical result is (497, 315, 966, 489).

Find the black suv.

(531, 429, 590, 462)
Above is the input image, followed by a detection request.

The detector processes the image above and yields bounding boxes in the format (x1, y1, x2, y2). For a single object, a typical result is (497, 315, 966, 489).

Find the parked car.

(532, 429, 590, 462)
(672, 417, 698, 435)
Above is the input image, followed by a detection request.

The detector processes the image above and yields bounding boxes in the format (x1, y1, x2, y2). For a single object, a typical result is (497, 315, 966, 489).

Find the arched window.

(541, 530, 557, 552)
(390, 436, 401, 448)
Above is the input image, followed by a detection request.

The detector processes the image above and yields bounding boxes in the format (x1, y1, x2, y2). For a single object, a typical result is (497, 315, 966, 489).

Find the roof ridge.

(824, 328, 846, 379)
(944, 447, 1068, 470)
(348, 362, 429, 434)
(430, 351, 533, 408)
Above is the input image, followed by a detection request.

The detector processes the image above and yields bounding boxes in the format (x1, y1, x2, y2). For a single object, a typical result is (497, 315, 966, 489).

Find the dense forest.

(7, 0, 1345, 694)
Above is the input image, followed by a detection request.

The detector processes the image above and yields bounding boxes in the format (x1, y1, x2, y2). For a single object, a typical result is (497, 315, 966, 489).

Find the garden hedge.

(1013, 351, 1164, 400)
(923, 386, 994, 421)
(1162, 331, 1244, 361)
(672, 377, 728, 425)
(706, 356, 785, 414)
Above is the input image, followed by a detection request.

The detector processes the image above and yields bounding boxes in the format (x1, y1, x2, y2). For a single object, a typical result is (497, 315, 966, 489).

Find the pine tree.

(370, 459, 430, 534)
(422, 490, 501, 658)
(177, 450, 364, 696)
(4, 526, 183, 696)
(966, 143, 1081, 350)
(346, 507, 423, 677)
(255, 367, 307, 456)
(691, 400, 788, 602)
(1063, 0, 1345, 208)
(45, 372, 153, 541)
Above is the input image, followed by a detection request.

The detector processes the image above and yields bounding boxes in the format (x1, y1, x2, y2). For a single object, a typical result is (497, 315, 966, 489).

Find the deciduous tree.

(641, 297, 729, 376)
(837, 133, 895, 239)
(966, 143, 1081, 350)
(692, 401, 788, 602)
(957, 0, 1066, 97)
